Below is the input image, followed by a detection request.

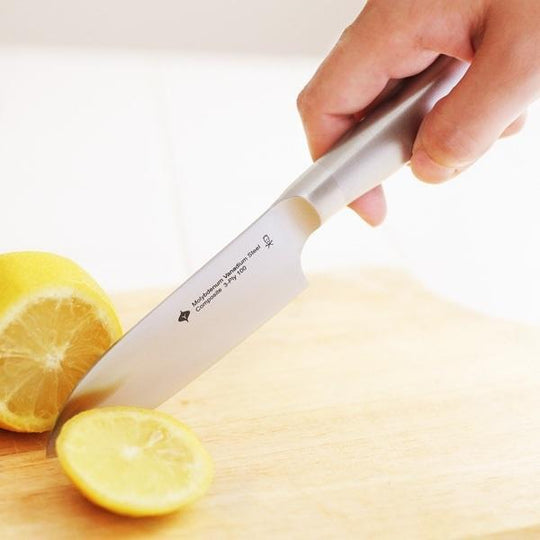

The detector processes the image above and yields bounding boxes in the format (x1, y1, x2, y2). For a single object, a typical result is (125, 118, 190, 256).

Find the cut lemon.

(0, 252, 122, 432)
(56, 407, 213, 516)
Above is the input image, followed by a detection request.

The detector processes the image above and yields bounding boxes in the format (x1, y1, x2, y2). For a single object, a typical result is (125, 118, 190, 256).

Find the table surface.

(3, 269, 540, 539)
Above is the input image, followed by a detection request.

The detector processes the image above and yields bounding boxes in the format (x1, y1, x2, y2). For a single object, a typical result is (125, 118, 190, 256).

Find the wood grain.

(2, 269, 540, 539)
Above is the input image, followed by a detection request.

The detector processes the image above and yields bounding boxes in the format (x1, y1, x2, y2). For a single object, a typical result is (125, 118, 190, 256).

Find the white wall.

(0, 0, 539, 325)
(0, 0, 362, 55)
(0, 47, 397, 292)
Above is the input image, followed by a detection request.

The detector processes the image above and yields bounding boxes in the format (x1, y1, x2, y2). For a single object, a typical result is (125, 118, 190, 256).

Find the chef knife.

(47, 55, 467, 455)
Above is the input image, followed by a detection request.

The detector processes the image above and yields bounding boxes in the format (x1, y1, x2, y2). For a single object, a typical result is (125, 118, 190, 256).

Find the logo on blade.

(263, 234, 273, 248)
(178, 310, 191, 323)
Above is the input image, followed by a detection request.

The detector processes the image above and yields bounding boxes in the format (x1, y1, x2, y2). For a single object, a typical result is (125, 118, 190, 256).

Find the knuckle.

(338, 23, 356, 45)
(296, 86, 315, 118)
(296, 88, 307, 114)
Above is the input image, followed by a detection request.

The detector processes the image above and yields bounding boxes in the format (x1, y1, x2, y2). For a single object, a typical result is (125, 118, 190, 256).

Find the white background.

(0, 1, 539, 324)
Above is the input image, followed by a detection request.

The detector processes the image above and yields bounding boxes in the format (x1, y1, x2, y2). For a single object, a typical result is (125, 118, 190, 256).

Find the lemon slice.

(56, 407, 214, 516)
(0, 251, 122, 432)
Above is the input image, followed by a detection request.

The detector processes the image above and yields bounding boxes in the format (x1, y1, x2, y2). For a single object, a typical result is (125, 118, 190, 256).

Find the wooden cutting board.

(3, 269, 540, 539)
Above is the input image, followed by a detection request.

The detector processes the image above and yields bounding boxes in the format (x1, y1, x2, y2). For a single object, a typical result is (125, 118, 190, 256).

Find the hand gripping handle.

(279, 56, 468, 222)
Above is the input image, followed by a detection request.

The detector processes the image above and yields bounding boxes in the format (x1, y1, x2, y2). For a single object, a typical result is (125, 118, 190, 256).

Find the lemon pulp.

(0, 252, 122, 432)
(56, 407, 214, 516)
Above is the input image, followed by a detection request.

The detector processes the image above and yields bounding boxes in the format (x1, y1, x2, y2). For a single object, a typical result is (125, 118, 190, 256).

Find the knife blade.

(47, 56, 467, 455)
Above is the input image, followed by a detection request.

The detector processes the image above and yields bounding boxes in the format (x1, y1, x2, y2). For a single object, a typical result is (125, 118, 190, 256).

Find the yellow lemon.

(56, 407, 213, 516)
(0, 251, 122, 432)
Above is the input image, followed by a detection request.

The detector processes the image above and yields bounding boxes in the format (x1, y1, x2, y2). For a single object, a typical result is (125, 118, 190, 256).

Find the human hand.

(297, 0, 539, 225)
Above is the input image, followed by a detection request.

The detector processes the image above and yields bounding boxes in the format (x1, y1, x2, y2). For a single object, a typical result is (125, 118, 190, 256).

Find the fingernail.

(411, 148, 459, 183)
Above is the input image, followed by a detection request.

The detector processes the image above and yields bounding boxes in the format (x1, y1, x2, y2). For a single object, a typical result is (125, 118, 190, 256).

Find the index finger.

(297, 5, 437, 160)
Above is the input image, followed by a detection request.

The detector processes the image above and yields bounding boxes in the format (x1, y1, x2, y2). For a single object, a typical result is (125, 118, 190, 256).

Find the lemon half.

(0, 251, 122, 432)
(56, 407, 214, 517)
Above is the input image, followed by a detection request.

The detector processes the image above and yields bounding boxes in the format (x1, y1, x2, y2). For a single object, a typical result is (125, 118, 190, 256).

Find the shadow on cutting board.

(0, 429, 196, 537)
(0, 428, 47, 456)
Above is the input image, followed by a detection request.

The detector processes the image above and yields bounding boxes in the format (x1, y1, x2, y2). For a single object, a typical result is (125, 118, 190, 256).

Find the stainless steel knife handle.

(279, 55, 468, 223)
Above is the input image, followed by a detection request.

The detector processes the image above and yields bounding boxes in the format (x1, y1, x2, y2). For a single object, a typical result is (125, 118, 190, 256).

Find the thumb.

(411, 25, 540, 183)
